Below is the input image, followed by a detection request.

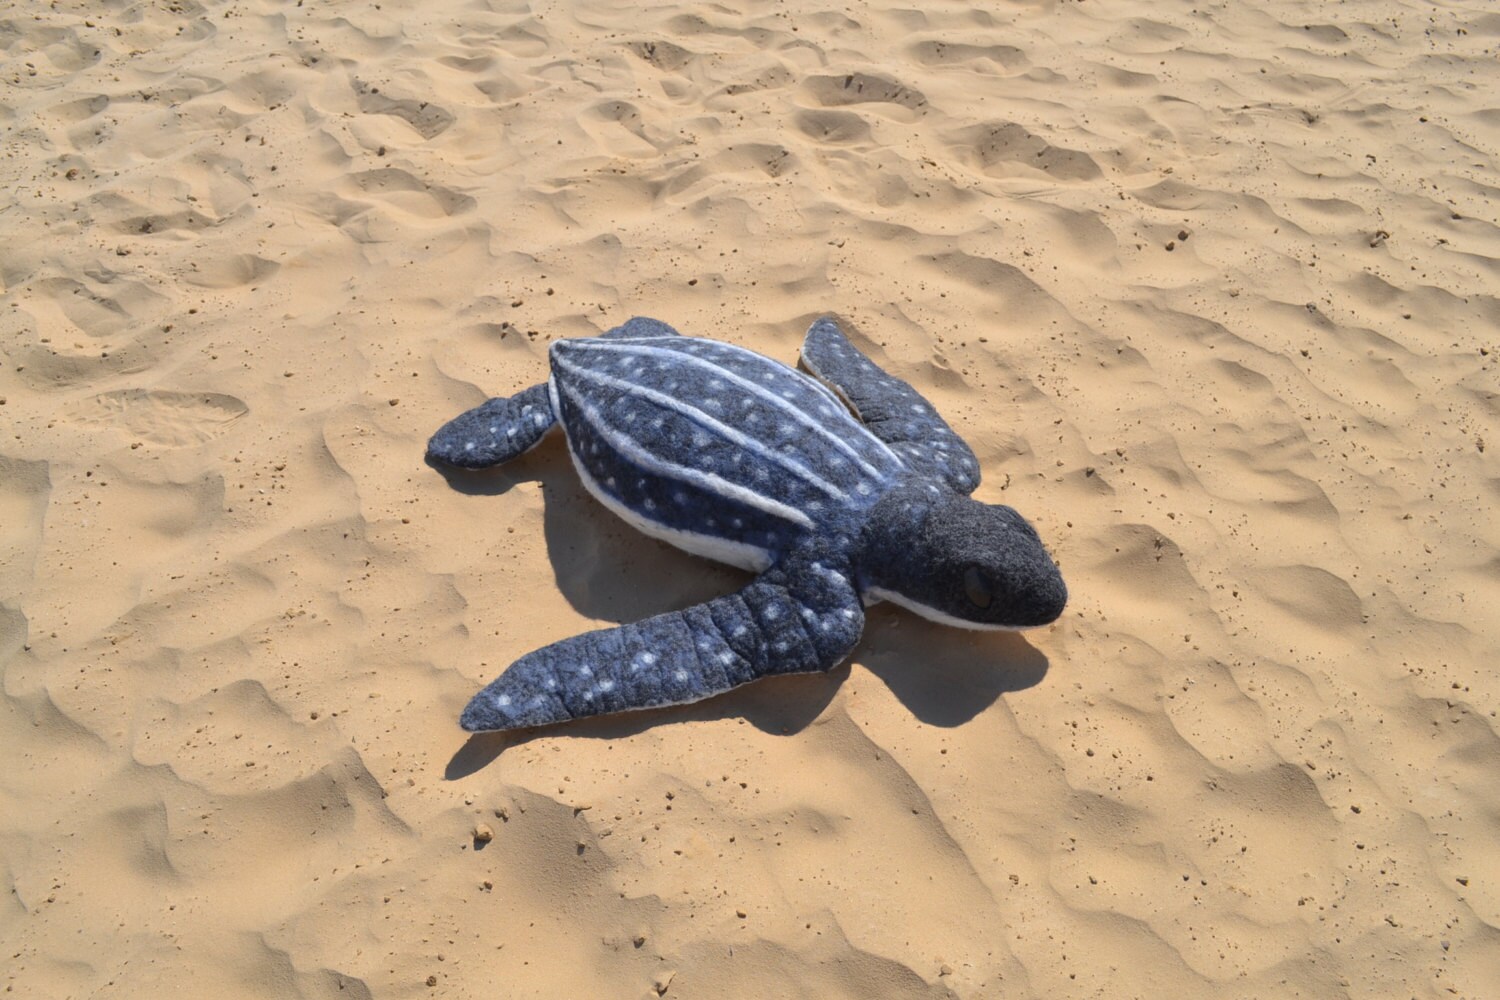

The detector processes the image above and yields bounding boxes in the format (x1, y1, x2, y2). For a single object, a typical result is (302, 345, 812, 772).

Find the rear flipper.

(427, 382, 556, 469)
(459, 550, 864, 732)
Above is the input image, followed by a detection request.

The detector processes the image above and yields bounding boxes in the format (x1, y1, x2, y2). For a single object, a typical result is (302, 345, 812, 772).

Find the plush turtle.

(429, 316, 1067, 733)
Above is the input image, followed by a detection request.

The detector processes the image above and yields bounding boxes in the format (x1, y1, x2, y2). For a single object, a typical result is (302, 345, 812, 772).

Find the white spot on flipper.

(496, 694, 511, 707)
(673, 669, 688, 682)
(465, 441, 476, 451)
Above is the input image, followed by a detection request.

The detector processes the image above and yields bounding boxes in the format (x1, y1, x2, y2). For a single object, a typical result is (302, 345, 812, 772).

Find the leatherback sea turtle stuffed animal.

(428, 317, 1067, 733)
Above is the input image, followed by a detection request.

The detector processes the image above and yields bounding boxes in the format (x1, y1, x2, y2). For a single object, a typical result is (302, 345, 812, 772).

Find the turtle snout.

(1025, 567, 1068, 627)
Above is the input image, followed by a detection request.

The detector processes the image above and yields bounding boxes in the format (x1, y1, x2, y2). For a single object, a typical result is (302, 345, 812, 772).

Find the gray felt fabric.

(800, 317, 982, 493)
(429, 316, 1067, 733)
(460, 541, 863, 732)
(427, 383, 555, 469)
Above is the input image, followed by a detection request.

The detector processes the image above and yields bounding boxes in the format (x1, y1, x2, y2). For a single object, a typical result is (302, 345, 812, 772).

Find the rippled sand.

(3, 0, 1498, 996)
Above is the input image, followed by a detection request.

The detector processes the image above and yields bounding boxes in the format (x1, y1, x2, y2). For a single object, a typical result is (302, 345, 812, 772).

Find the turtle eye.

(963, 566, 992, 609)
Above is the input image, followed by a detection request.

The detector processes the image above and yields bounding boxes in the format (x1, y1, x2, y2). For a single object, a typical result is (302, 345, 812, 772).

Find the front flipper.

(427, 383, 556, 469)
(459, 554, 864, 732)
(800, 317, 981, 494)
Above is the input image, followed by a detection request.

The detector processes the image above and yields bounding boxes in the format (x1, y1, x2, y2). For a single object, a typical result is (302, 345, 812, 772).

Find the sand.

(3, 0, 1499, 996)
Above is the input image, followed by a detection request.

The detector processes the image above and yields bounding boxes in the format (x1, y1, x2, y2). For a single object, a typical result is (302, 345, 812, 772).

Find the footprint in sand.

(345, 168, 476, 217)
(580, 100, 665, 158)
(65, 389, 248, 447)
(628, 39, 697, 73)
(0, 455, 51, 596)
(353, 79, 455, 140)
(907, 40, 1028, 73)
(183, 253, 280, 290)
(952, 120, 1102, 182)
(802, 72, 928, 119)
(794, 109, 872, 145)
(23, 275, 170, 340)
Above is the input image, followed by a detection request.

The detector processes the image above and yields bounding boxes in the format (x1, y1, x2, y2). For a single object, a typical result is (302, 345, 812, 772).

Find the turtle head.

(860, 487, 1067, 630)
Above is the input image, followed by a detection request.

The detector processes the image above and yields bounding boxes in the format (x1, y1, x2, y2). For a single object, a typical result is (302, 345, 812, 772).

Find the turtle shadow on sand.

(440, 438, 1051, 778)
(428, 435, 751, 625)
(445, 625, 1048, 777)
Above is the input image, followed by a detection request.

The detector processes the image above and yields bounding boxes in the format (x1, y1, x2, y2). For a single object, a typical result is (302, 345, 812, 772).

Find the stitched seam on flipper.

(707, 591, 760, 681)
(773, 580, 822, 670)
(685, 605, 732, 694)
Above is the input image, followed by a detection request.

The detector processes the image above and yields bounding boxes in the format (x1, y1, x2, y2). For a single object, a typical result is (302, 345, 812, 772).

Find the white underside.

(864, 586, 1030, 632)
(552, 374, 774, 573)
(572, 457, 775, 573)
